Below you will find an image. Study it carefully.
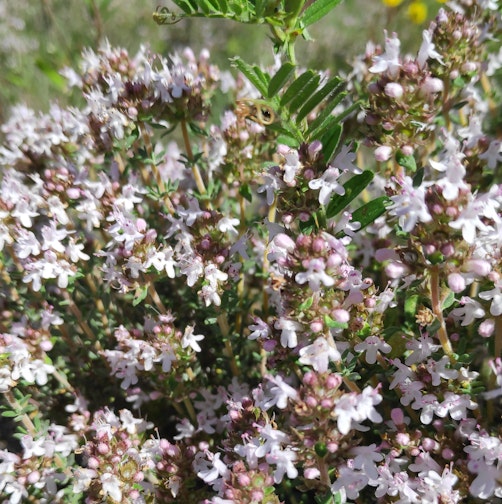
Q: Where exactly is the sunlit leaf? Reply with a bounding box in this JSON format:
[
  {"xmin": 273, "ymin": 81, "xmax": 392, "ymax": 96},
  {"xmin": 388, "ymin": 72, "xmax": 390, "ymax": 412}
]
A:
[
  {"xmin": 326, "ymin": 170, "xmax": 373, "ymax": 219},
  {"xmin": 301, "ymin": 0, "xmax": 342, "ymax": 27}
]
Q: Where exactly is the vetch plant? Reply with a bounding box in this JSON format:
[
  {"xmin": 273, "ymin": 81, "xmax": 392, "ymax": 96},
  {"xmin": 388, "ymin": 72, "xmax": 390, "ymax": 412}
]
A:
[{"xmin": 0, "ymin": 0, "xmax": 501, "ymax": 502}]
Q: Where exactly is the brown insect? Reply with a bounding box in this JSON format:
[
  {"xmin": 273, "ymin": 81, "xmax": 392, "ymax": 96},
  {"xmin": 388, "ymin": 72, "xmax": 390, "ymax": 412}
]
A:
[{"xmin": 235, "ymin": 99, "xmax": 275, "ymax": 126}]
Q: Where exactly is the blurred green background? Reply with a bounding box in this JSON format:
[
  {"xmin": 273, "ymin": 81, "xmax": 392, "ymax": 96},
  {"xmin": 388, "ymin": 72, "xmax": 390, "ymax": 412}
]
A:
[{"xmin": 0, "ymin": 0, "xmax": 447, "ymax": 119}]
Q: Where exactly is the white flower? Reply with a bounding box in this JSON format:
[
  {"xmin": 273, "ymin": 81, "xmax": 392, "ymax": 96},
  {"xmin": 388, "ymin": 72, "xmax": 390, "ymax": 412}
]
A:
[
  {"xmin": 308, "ymin": 167, "xmax": 345, "ymax": 206},
  {"xmin": 388, "ymin": 176, "xmax": 431, "ymax": 232},
  {"xmin": 417, "ymin": 28, "xmax": 444, "ymax": 68},
  {"xmin": 181, "ymin": 326, "xmax": 204, "ymax": 352},
  {"xmin": 274, "ymin": 318, "xmax": 303, "ymax": 348},
  {"xmin": 298, "ymin": 337, "xmax": 340, "ymax": 372},
  {"xmin": 478, "ymin": 282, "xmax": 502, "ymax": 316},
  {"xmin": 100, "ymin": 473, "xmax": 122, "ymax": 503},
  {"xmin": 369, "ymin": 31, "xmax": 401, "ymax": 78},
  {"xmin": 295, "ymin": 258, "xmax": 335, "ymax": 291},
  {"xmin": 354, "ymin": 336, "xmax": 391, "ymax": 364}
]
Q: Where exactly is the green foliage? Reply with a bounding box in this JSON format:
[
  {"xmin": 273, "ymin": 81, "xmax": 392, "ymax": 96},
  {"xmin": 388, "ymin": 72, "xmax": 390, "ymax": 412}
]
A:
[{"xmin": 326, "ymin": 171, "xmax": 374, "ymax": 219}]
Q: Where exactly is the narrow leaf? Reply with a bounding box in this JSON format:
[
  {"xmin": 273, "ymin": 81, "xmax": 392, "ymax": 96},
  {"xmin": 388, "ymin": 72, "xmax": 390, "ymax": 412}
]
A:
[
  {"xmin": 296, "ymin": 77, "xmax": 343, "ymax": 122},
  {"xmin": 350, "ymin": 196, "xmax": 391, "ymax": 230},
  {"xmin": 173, "ymin": 0, "xmax": 198, "ymax": 13},
  {"xmin": 326, "ymin": 170, "xmax": 374, "ymax": 219},
  {"xmin": 268, "ymin": 62, "xmax": 296, "ymax": 98},
  {"xmin": 301, "ymin": 0, "xmax": 342, "ymax": 27},
  {"xmin": 306, "ymin": 91, "xmax": 346, "ymax": 139},
  {"xmin": 320, "ymin": 123, "xmax": 342, "ymax": 164},
  {"xmin": 255, "ymin": 0, "xmax": 266, "ymax": 17},
  {"xmin": 331, "ymin": 100, "xmax": 360, "ymax": 123},
  {"xmin": 289, "ymin": 74, "xmax": 320, "ymax": 114},
  {"xmin": 396, "ymin": 150, "xmax": 417, "ymax": 172},
  {"xmin": 280, "ymin": 70, "xmax": 316, "ymax": 106},
  {"xmin": 215, "ymin": 0, "xmax": 229, "ymax": 13},
  {"xmin": 230, "ymin": 57, "xmax": 268, "ymax": 96}
]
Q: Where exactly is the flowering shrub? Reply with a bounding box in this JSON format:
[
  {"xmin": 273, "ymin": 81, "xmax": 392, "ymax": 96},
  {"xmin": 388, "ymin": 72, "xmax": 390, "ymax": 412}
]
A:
[{"xmin": 1, "ymin": 0, "xmax": 502, "ymax": 502}]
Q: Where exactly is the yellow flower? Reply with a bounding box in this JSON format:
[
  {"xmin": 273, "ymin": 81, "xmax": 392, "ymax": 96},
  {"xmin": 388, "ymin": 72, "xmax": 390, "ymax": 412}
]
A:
[
  {"xmin": 382, "ymin": 0, "xmax": 404, "ymax": 6},
  {"xmin": 407, "ymin": 1, "xmax": 428, "ymax": 24}
]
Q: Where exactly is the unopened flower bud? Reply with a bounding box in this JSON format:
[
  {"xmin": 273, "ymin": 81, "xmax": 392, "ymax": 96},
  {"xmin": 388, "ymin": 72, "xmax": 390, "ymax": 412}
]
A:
[
  {"xmin": 332, "ymin": 309, "xmax": 350, "ymax": 323},
  {"xmin": 461, "ymin": 62, "xmax": 477, "ymax": 73},
  {"xmin": 375, "ymin": 145, "xmax": 393, "ymax": 162},
  {"xmin": 448, "ymin": 273, "xmax": 465, "ymax": 293},
  {"xmin": 421, "ymin": 77, "xmax": 443, "ymax": 96},
  {"xmin": 465, "ymin": 259, "xmax": 491, "ymax": 277},
  {"xmin": 274, "ymin": 233, "xmax": 296, "ymax": 252},
  {"xmin": 478, "ymin": 319, "xmax": 495, "ymax": 338},
  {"xmin": 384, "ymin": 82, "xmax": 404, "ymax": 99},
  {"xmin": 304, "ymin": 468, "xmax": 321, "ymax": 479}
]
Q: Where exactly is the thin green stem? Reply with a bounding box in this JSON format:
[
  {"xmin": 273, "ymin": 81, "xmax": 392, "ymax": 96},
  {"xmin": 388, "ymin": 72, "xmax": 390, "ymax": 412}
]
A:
[
  {"xmin": 180, "ymin": 119, "xmax": 208, "ymax": 198},
  {"xmin": 430, "ymin": 266, "xmax": 454, "ymax": 359}
]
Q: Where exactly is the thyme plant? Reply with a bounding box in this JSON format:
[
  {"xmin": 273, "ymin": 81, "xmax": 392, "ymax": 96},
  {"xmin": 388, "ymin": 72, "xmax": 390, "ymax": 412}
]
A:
[{"xmin": 0, "ymin": 0, "xmax": 502, "ymax": 502}]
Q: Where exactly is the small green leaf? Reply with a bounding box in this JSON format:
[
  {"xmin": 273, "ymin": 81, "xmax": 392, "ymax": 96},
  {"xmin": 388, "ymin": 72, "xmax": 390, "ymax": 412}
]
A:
[
  {"xmin": 267, "ymin": 62, "xmax": 296, "ymax": 99},
  {"xmin": 299, "ymin": 296, "xmax": 313, "ymax": 311},
  {"xmin": 173, "ymin": 0, "xmax": 198, "ymax": 13},
  {"xmin": 239, "ymin": 183, "xmax": 252, "ymax": 202},
  {"xmin": 289, "ymin": 74, "xmax": 321, "ymax": 113},
  {"xmin": 189, "ymin": 122, "xmax": 208, "ymax": 136},
  {"xmin": 320, "ymin": 123, "xmax": 342, "ymax": 164},
  {"xmin": 230, "ymin": 57, "xmax": 268, "ymax": 96},
  {"xmin": 442, "ymin": 291, "xmax": 456, "ymax": 310},
  {"xmin": 299, "ymin": 216, "xmax": 317, "ymax": 234},
  {"xmin": 324, "ymin": 314, "xmax": 348, "ymax": 329},
  {"xmin": 133, "ymin": 285, "xmax": 148, "ymax": 306},
  {"xmin": 296, "ymin": 77, "xmax": 343, "ymax": 122},
  {"xmin": 214, "ymin": 0, "xmax": 229, "ymax": 13},
  {"xmin": 306, "ymin": 91, "xmax": 347, "ymax": 139},
  {"xmin": 404, "ymin": 294, "xmax": 419, "ymax": 319},
  {"xmin": 396, "ymin": 151, "xmax": 417, "ymax": 172},
  {"xmin": 412, "ymin": 167, "xmax": 424, "ymax": 187},
  {"xmin": 280, "ymin": 70, "xmax": 316, "ymax": 107},
  {"xmin": 36, "ymin": 60, "xmax": 67, "ymax": 91},
  {"xmin": 301, "ymin": 0, "xmax": 342, "ymax": 26},
  {"xmin": 1, "ymin": 410, "xmax": 19, "ymax": 418},
  {"xmin": 326, "ymin": 170, "xmax": 374, "ymax": 219},
  {"xmin": 350, "ymin": 196, "xmax": 391, "ymax": 230}
]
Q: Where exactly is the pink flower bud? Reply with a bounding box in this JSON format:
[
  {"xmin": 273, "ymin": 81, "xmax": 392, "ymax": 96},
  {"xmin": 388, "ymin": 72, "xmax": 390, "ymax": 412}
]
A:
[
  {"xmin": 401, "ymin": 145, "xmax": 414, "ymax": 156},
  {"xmin": 421, "ymin": 77, "xmax": 444, "ymax": 95},
  {"xmin": 384, "ymin": 82, "xmax": 404, "ymax": 98},
  {"xmin": 391, "ymin": 408, "xmax": 405, "ymax": 425},
  {"xmin": 385, "ymin": 261, "xmax": 409, "ymax": 279},
  {"xmin": 237, "ymin": 474, "xmax": 251, "ymax": 486},
  {"xmin": 273, "ymin": 233, "xmax": 296, "ymax": 251},
  {"xmin": 304, "ymin": 468, "xmax": 321, "ymax": 479},
  {"xmin": 332, "ymin": 309, "xmax": 350, "ymax": 323},
  {"xmin": 310, "ymin": 321, "xmax": 324, "ymax": 333},
  {"xmin": 375, "ymin": 145, "xmax": 393, "ymax": 162},
  {"xmin": 448, "ymin": 273, "xmax": 466, "ymax": 293},
  {"xmin": 478, "ymin": 319, "xmax": 495, "ymax": 338},
  {"xmin": 465, "ymin": 259, "xmax": 491, "ymax": 277},
  {"xmin": 396, "ymin": 433, "xmax": 410, "ymax": 446}
]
